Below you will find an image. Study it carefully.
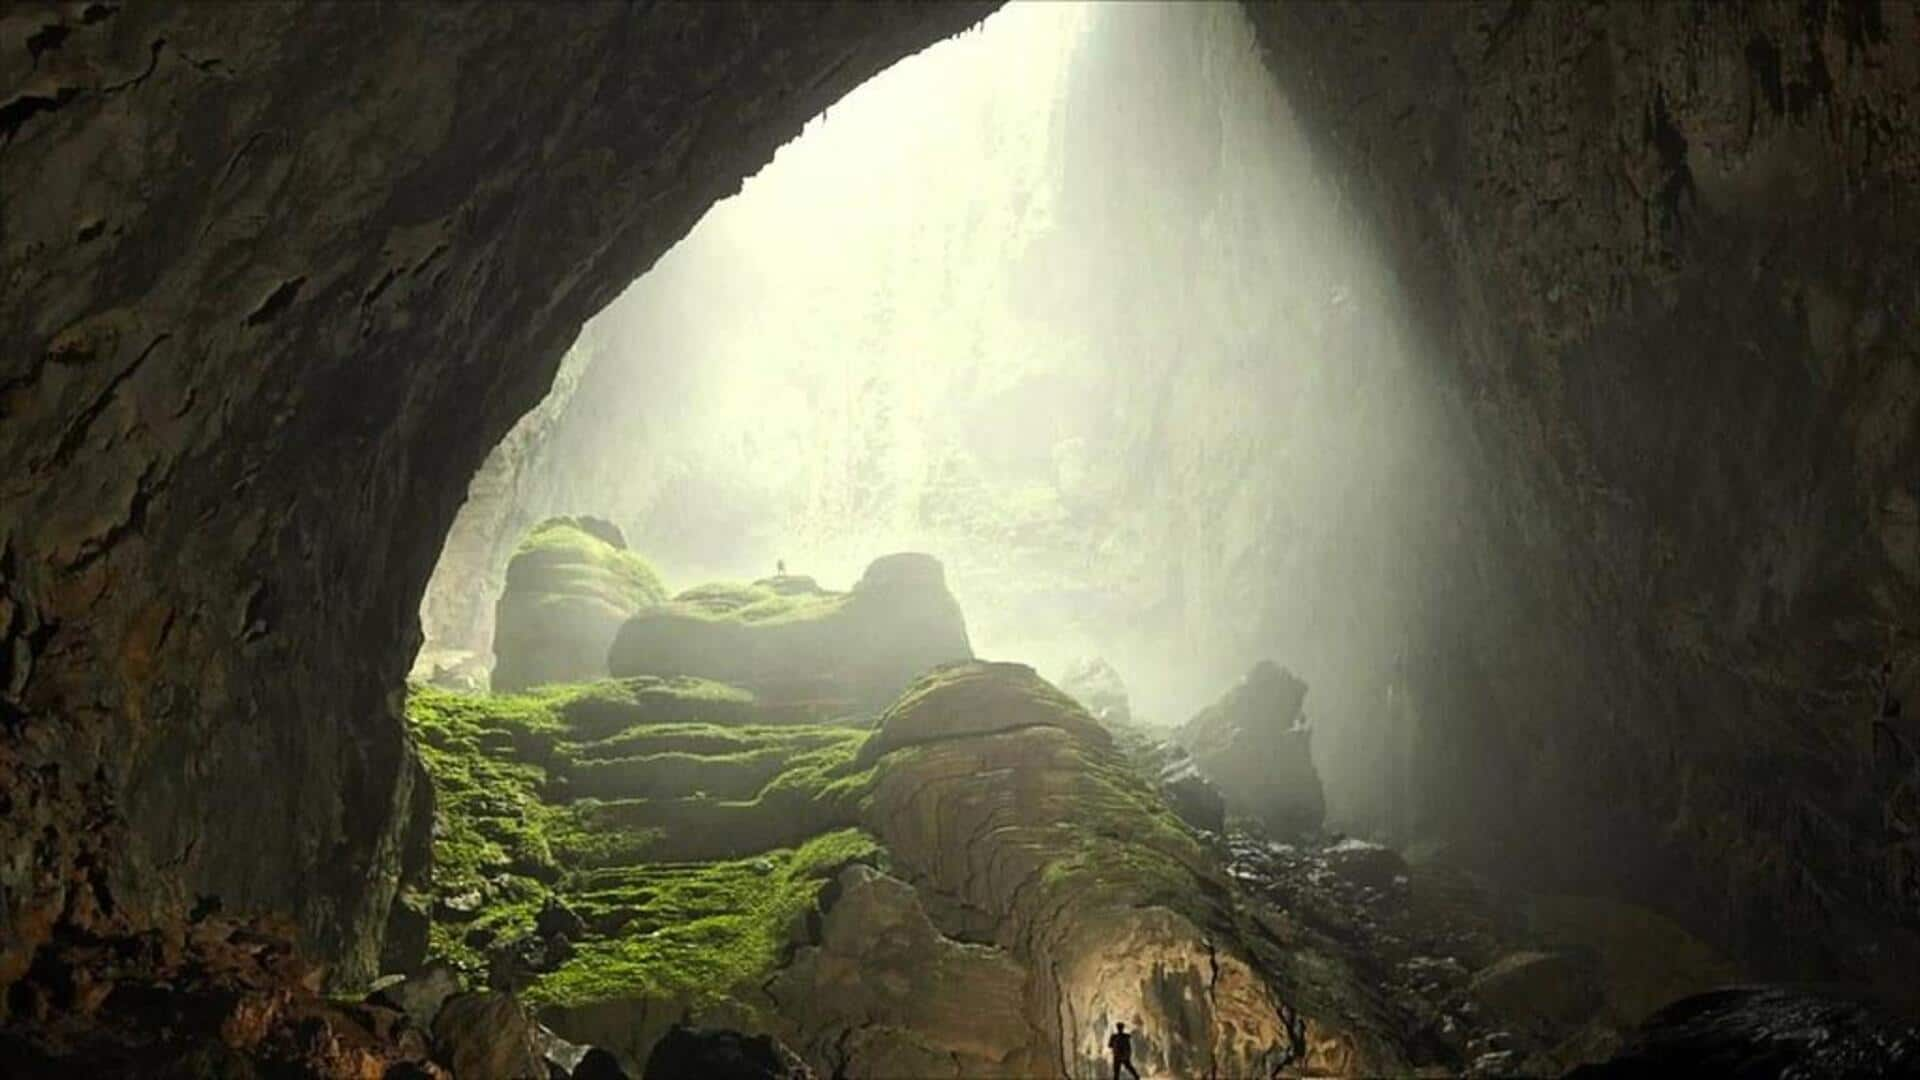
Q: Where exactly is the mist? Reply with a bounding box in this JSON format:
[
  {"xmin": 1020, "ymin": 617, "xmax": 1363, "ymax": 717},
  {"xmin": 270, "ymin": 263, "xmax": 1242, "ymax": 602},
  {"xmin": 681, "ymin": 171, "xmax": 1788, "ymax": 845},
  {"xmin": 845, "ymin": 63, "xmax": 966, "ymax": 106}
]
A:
[{"xmin": 422, "ymin": 0, "xmax": 1448, "ymax": 834}]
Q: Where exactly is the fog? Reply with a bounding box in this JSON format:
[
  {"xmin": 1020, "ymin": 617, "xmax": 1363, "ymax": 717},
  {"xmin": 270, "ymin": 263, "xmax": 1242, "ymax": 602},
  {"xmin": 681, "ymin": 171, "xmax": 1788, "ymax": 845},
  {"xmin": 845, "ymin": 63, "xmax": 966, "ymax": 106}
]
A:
[{"xmin": 425, "ymin": 1, "xmax": 1449, "ymax": 834}]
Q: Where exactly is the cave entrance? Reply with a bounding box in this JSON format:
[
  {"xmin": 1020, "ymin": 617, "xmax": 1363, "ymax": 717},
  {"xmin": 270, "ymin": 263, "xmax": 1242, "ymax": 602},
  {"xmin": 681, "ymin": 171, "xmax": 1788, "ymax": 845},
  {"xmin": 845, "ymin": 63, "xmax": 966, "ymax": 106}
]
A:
[{"xmin": 416, "ymin": 0, "xmax": 1439, "ymax": 834}]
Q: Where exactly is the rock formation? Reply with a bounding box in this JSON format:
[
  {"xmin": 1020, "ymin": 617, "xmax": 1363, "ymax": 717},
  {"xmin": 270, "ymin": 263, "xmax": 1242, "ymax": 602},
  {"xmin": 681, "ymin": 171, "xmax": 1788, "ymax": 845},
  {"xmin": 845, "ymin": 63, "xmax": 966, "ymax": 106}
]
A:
[
  {"xmin": 608, "ymin": 553, "xmax": 972, "ymax": 709},
  {"xmin": 1179, "ymin": 662, "xmax": 1327, "ymax": 837},
  {"xmin": 491, "ymin": 516, "xmax": 665, "ymax": 692},
  {"xmin": 402, "ymin": 663, "xmax": 1418, "ymax": 1075}
]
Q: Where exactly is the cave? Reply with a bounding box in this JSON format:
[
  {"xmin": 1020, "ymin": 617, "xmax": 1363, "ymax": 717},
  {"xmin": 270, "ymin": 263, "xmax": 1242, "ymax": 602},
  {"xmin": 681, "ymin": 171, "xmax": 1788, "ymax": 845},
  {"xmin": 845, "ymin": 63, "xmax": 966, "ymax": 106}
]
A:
[{"xmin": 3, "ymin": 2, "xmax": 1917, "ymax": 1078}]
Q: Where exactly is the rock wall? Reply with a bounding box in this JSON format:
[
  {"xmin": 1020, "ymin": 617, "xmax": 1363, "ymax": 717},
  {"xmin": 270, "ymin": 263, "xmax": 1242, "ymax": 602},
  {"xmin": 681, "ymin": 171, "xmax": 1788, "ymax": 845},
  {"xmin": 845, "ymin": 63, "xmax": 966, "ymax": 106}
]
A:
[
  {"xmin": 1, "ymin": 0, "xmax": 992, "ymax": 989},
  {"xmin": 1242, "ymin": 0, "xmax": 1920, "ymax": 995}
]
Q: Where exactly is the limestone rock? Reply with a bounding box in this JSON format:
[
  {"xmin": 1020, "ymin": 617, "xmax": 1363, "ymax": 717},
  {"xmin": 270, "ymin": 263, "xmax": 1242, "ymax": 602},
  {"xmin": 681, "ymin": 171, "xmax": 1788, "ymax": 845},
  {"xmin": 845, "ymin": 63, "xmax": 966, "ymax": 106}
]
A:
[
  {"xmin": 1179, "ymin": 661, "xmax": 1326, "ymax": 836},
  {"xmin": 609, "ymin": 553, "xmax": 972, "ymax": 707},
  {"xmin": 492, "ymin": 517, "xmax": 666, "ymax": 692},
  {"xmin": 768, "ymin": 865, "xmax": 1040, "ymax": 1076},
  {"xmin": 642, "ymin": 1026, "xmax": 810, "ymax": 1080},
  {"xmin": 1158, "ymin": 754, "xmax": 1228, "ymax": 835},
  {"xmin": 433, "ymin": 992, "xmax": 544, "ymax": 1080},
  {"xmin": 858, "ymin": 660, "xmax": 1108, "ymax": 764},
  {"xmin": 860, "ymin": 661, "xmax": 1404, "ymax": 1076}
]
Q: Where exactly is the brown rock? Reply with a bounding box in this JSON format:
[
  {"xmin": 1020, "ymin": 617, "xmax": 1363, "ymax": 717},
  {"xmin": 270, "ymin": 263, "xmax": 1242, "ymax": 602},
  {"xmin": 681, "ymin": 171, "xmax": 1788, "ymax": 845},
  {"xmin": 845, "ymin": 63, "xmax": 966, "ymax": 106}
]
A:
[{"xmin": 433, "ymin": 992, "xmax": 544, "ymax": 1080}]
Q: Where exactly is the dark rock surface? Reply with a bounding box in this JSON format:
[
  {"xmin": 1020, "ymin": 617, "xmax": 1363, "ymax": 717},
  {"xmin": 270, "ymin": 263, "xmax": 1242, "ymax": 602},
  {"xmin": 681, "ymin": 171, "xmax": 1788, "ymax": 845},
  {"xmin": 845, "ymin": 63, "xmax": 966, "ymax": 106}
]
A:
[
  {"xmin": 1566, "ymin": 986, "xmax": 1920, "ymax": 1079},
  {"xmin": 1243, "ymin": 0, "xmax": 1920, "ymax": 998},
  {"xmin": 643, "ymin": 1025, "xmax": 810, "ymax": 1080},
  {"xmin": 0, "ymin": 0, "xmax": 991, "ymax": 995},
  {"xmin": 1179, "ymin": 661, "xmax": 1327, "ymax": 836}
]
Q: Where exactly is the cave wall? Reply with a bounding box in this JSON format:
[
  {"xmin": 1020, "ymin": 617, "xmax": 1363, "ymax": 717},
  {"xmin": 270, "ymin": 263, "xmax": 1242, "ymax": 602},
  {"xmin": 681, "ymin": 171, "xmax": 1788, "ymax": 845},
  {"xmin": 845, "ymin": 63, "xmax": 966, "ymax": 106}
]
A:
[
  {"xmin": 1242, "ymin": 0, "xmax": 1920, "ymax": 994},
  {"xmin": 1, "ymin": 0, "xmax": 990, "ymax": 989}
]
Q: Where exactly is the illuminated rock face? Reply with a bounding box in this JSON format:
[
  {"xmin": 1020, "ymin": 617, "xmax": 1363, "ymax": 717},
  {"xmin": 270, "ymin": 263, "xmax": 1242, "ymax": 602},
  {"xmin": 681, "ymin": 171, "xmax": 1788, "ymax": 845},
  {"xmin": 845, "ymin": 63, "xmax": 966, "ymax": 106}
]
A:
[{"xmin": 854, "ymin": 662, "xmax": 1401, "ymax": 1077}]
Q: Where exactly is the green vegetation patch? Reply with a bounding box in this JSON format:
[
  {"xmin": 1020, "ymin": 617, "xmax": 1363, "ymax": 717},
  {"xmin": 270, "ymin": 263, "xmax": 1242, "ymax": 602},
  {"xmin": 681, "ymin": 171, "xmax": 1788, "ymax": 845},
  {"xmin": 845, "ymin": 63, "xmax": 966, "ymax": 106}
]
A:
[
  {"xmin": 531, "ymin": 829, "xmax": 881, "ymax": 1009},
  {"xmin": 668, "ymin": 578, "xmax": 849, "ymax": 625},
  {"xmin": 406, "ymin": 678, "xmax": 884, "ymax": 1006}
]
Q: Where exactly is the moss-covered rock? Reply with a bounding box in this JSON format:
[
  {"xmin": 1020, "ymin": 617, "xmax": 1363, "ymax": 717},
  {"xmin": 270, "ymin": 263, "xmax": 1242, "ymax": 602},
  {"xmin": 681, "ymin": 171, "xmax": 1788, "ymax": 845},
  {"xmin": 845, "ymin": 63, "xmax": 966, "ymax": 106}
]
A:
[
  {"xmin": 408, "ymin": 662, "xmax": 1402, "ymax": 1076},
  {"xmin": 492, "ymin": 517, "xmax": 667, "ymax": 692},
  {"xmin": 406, "ymin": 677, "xmax": 883, "ymax": 1071},
  {"xmin": 607, "ymin": 552, "xmax": 972, "ymax": 708}
]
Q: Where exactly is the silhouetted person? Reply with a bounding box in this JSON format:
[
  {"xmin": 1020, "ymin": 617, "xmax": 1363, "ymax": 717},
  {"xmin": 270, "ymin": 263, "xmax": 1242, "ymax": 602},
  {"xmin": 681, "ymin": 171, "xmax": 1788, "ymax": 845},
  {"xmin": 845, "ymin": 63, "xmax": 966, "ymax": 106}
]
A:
[
  {"xmin": 776, "ymin": 559, "xmax": 787, "ymax": 576},
  {"xmin": 1108, "ymin": 1022, "xmax": 1139, "ymax": 1080}
]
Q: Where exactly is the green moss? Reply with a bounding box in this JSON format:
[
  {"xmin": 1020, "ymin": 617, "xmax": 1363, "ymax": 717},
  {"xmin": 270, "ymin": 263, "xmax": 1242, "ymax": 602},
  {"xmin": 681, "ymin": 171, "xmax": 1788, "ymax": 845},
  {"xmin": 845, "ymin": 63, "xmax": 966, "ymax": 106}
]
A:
[
  {"xmin": 668, "ymin": 579, "xmax": 848, "ymax": 625},
  {"xmin": 406, "ymin": 678, "xmax": 885, "ymax": 1002},
  {"xmin": 529, "ymin": 829, "xmax": 880, "ymax": 1009},
  {"xmin": 509, "ymin": 518, "xmax": 666, "ymax": 612}
]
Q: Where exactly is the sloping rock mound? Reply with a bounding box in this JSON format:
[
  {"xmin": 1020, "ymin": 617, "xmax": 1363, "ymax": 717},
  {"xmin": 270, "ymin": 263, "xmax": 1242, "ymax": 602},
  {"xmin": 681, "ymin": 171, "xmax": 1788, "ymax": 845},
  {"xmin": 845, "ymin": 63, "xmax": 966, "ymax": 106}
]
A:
[
  {"xmin": 1179, "ymin": 661, "xmax": 1326, "ymax": 836},
  {"xmin": 857, "ymin": 659, "xmax": 1108, "ymax": 763},
  {"xmin": 493, "ymin": 518, "xmax": 666, "ymax": 692},
  {"xmin": 608, "ymin": 553, "xmax": 971, "ymax": 707},
  {"xmin": 859, "ymin": 661, "xmax": 1404, "ymax": 1077}
]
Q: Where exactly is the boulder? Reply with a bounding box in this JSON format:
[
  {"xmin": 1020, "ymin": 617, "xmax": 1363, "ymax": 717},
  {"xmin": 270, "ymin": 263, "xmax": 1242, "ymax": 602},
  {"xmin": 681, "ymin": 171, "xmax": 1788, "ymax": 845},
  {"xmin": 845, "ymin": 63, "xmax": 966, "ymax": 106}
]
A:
[
  {"xmin": 1323, "ymin": 838, "xmax": 1408, "ymax": 890},
  {"xmin": 1058, "ymin": 656, "xmax": 1133, "ymax": 726},
  {"xmin": 432, "ymin": 992, "xmax": 544, "ymax": 1080},
  {"xmin": 1469, "ymin": 950, "xmax": 1603, "ymax": 1034},
  {"xmin": 857, "ymin": 660, "xmax": 1110, "ymax": 765},
  {"xmin": 573, "ymin": 1047, "xmax": 632, "ymax": 1080},
  {"xmin": 609, "ymin": 552, "xmax": 972, "ymax": 707},
  {"xmin": 1178, "ymin": 661, "xmax": 1326, "ymax": 836},
  {"xmin": 642, "ymin": 1026, "xmax": 810, "ymax": 1080},
  {"xmin": 492, "ymin": 517, "xmax": 666, "ymax": 692},
  {"xmin": 368, "ymin": 960, "xmax": 464, "ymax": 1033}
]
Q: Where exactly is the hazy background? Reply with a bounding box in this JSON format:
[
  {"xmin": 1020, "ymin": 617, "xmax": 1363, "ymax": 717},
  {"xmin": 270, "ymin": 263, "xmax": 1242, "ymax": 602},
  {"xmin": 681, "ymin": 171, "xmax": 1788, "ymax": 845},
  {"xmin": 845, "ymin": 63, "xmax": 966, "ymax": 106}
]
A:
[{"xmin": 421, "ymin": 1, "xmax": 1453, "ymax": 834}]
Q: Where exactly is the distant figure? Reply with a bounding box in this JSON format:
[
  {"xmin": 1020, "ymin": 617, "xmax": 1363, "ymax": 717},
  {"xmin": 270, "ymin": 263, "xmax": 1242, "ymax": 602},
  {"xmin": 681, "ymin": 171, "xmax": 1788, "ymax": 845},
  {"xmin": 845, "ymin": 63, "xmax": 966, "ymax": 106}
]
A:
[
  {"xmin": 776, "ymin": 559, "xmax": 787, "ymax": 576},
  {"xmin": 1108, "ymin": 1022, "xmax": 1139, "ymax": 1080},
  {"xmin": 1882, "ymin": 662, "xmax": 1902, "ymax": 721}
]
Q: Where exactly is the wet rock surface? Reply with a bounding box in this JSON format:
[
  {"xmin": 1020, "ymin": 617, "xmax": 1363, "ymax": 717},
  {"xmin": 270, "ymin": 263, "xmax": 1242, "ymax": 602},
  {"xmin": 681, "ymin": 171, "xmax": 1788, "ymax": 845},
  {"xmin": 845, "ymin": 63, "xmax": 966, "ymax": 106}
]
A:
[{"xmin": 1567, "ymin": 986, "xmax": 1920, "ymax": 1079}]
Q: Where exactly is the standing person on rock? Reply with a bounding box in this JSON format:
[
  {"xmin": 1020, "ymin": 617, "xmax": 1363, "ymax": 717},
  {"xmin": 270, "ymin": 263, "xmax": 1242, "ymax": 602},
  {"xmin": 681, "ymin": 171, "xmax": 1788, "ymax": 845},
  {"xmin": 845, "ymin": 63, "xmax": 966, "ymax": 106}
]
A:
[{"xmin": 1108, "ymin": 1021, "xmax": 1140, "ymax": 1080}]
